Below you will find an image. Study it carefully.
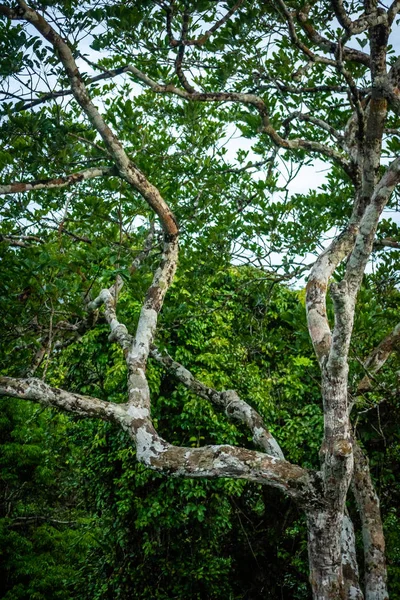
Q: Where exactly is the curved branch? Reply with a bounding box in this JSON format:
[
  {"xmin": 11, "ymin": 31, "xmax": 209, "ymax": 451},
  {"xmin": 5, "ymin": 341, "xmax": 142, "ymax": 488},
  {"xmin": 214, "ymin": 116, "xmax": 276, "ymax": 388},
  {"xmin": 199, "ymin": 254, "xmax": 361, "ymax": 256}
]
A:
[
  {"xmin": 0, "ymin": 376, "xmax": 317, "ymax": 505},
  {"xmin": 296, "ymin": 9, "xmax": 371, "ymax": 66},
  {"xmin": 124, "ymin": 66, "xmax": 351, "ymax": 173},
  {"xmin": 150, "ymin": 347, "xmax": 285, "ymax": 458},
  {"xmin": 388, "ymin": 0, "xmax": 400, "ymax": 25},
  {"xmin": 306, "ymin": 224, "xmax": 359, "ymax": 364}
]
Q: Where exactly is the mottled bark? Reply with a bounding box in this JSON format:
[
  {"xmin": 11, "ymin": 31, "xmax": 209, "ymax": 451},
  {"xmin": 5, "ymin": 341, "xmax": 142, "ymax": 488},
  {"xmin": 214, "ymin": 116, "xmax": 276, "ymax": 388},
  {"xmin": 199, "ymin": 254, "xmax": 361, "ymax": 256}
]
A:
[
  {"xmin": 353, "ymin": 444, "xmax": 388, "ymax": 600},
  {"xmin": 307, "ymin": 510, "xmax": 347, "ymax": 600},
  {"xmin": 341, "ymin": 513, "xmax": 364, "ymax": 599},
  {"xmin": 358, "ymin": 322, "xmax": 400, "ymax": 391},
  {"xmin": 0, "ymin": 167, "xmax": 116, "ymax": 196},
  {"xmin": 1, "ymin": 2, "xmax": 400, "ymax": 598},
  {"xmin": 150, "ymin": 347, "xmax": 285, "ymax": 458},
  {"xmin": 0, "ymin": 376, "xmax": 320, "ymax": 505}
]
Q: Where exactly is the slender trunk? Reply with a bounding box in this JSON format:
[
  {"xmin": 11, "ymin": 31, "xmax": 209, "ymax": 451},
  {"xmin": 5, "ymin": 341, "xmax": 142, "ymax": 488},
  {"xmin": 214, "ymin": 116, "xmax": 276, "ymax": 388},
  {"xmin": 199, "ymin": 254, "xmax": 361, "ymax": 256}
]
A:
[
  {"xmin": 307, "ymin": 509, "xmax": 346, "ymax": 599},
  {"xmin": 352, "ymin": 443, "xmax": 388, "ymax": 600},
  {"xmin": 341, "ymin": 512, "xmax": 364, "ymax": 599}
]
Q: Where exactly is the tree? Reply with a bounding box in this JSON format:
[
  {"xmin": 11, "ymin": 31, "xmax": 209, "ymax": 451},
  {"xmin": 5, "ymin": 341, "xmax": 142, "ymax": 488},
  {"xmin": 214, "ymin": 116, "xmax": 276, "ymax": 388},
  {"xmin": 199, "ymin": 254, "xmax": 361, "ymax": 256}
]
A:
[{"xmin": 0, "ymin": 1, "xmax": 399, "ymax": 598}]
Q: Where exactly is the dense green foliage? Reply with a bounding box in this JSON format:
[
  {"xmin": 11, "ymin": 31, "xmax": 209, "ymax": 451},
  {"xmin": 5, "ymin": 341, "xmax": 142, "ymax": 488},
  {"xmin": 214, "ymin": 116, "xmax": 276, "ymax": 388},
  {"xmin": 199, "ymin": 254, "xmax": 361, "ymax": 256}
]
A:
[{"xmin": 1, "ymin": 259, "xmax": 400, "ymax": 598}]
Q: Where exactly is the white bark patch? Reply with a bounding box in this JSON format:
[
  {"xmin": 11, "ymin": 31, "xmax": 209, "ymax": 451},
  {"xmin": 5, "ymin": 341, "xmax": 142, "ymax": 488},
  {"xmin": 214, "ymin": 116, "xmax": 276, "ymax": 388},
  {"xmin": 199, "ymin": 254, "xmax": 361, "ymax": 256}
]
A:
[
  {"xmin": 135, "ymin": 427, "xmax": 165, "ymax": 464},
  {"xmin": 129, "ymin": 307, "xmax": 158, "ymax": 363},
  {"xmin": 175, "ymin": 365, "xmax": 193, "ymax": 384},
  {"xmin": 127, "ymin": 405, "xmax": 149, "ymax": 419},
  {"xmin": 213, "ymin": 452, "xmax": 244, "ymax": 472},
  {"xmin": 349, "ymin": 586, "xmax": 360, "ymax": 599}
]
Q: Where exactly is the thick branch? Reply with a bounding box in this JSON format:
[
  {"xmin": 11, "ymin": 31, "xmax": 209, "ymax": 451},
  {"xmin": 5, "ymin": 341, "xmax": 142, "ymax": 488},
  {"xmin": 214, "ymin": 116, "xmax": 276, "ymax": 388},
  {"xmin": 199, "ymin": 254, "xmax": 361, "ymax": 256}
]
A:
[
  {"xmin": 150, "ymin": 347, "xmax": 285, "ymax": 458},
  {"xmin": 374, "ymin": 237, "xmax": 400, "ymax": 250},
  {"xmin": 306, "ymin": 224, "xmax": 359, "ymax": 364},
  {"xmin": 0, "ymin": 376, "xmax": 316, "ymax": 504},
  {"xmin": 0, "ymin": 234, "xmax": 43, "ymax": 247},
  {"xmin": 88, "ymin": 277, "xmax": 133, "ymax": 355},
  {"xmin": 296, "ymin": 8, "xmax": 371, "ymax": 66},
  {"xmin": 325, "ymin": 158, "xmax": 400, "ymax": 379},
  {"xmin": 345, "ymin": 157, "xmax": 400, "ymax": 289},
  {"xmin": 0, "ymin": 376, "xmax": 126, "ymax": 422},
  {"xmin": 128, "ymin": 237, "xmax": 178, "ymax": 372},
  {"xmin": 341, "ymin": 512, "xmax": 364, "ymax": 599},
  {"xmin": 388, "ymin": 0, "xmax": 400, "ymax": 25}
]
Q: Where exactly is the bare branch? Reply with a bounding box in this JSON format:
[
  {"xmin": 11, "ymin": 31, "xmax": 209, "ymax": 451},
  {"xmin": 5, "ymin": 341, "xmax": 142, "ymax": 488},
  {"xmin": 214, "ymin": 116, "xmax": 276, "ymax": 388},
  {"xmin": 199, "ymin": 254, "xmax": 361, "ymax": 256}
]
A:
[
  {"xmin": 0, "ymin": 234, "xmax": 43, "ymax": 247},
  {"xmin": 174, "ymin": 8, "xmax": 196, "ymax": 93},
  {"xmin": 330, "ymin": 0, "xmax": 353, "ymax": 31},
  {"xmin": 374, "ymin": 236, "xmax": 400, "ymax": 250},
  {"xmin": 167, "ymin": 0, "xmax": 245, "ymax": 48},
  {"xmin": 0, "ymin": 166, "xmax": 116, "ymax": 196},
  {"xmin": 306, "ymin": 224, "xmax": 359, "ymax": 364},
  {"xmin": 0, "ymin": 376, "xmax": 317, "ymax": 504},
  {"xmin": 358, "ymin": 322, "xmax": 400, "ymax": 391},
  {"xmin": 0, "ymin": 376, "xmax": 126, "ymax": 422},
  {"xmin": 88, "ymin": 277, "xmax": 133, "ymax": 355},
  {"xmin": 127, "ymin": 237, "xmax": 179, "ymax": 375}
]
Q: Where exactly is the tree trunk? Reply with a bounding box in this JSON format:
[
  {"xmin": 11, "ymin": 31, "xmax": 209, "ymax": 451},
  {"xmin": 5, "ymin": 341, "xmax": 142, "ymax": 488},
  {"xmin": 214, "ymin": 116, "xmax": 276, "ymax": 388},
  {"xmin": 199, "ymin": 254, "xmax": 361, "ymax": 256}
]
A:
[
  {"xmin": 307, "ymin": 509, "xmax": 346, "ymax": 600},
  {"xmin": 353, "ymin": 443, "xmax": 388, "ymax": 600},
  {"xmin": 341, "ymin": 512, "xmax": 364, "ymax": 599}
]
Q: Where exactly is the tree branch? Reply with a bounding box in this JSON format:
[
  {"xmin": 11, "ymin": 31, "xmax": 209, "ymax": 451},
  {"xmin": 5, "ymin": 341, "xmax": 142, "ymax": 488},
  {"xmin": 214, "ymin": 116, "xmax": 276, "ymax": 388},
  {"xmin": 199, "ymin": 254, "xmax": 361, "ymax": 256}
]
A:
[
  {"xmin": 374, "ymin": 236, "xmax": 400, "ymax": 250},
  {"xmin": 124, "ymin": 66, "xmax": 351, "ymax": 173},
  {"xmin": 296, "ymin": 7, "xmax": 371, "ymax": 66},
  {"xmin": 352, "ymin": 443, "xmax": 388, "ymax": 598},
  {"xmin": 0, "ymin": 166, "xmax": 116, "ymax": 196},
  {"xmin": 306, "ymin": 224, "xmax": 359, "ymax": 364},
  {"xmin": 0, "ymin": 376, "xmax": 317, "ymax": 504},
  {"xmin": 388, "ymin": 0, "xmax": 400, "ymax": 25},
  {"xmin": 0, "ymin": 234, "xmax": 43, "ymax": 247},
  {"xmin": 0, "ymin": 376, "xmax": 126, "ymax": 422},
  {"xmin": 167, "ymin": 0, "xmax": 245, "ymax": 47},
  {"xmin": 150, "ymin": 347, "xmax": 285, "ymax": 458},
  {"xmin": 358, "ymin": 322, "xmax": 400, "ymax": 391},
  {"xmin": 13, "ymin": 1, "xmax": 178, "ymax": 239}
]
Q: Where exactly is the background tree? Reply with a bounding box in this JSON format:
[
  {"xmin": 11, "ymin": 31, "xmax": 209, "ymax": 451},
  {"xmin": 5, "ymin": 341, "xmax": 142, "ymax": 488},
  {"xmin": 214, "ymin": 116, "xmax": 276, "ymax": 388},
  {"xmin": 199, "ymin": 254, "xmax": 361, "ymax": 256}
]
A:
[{"xmin": 0, "ymin": 1, "xmax": 400, "ymax": 599}]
